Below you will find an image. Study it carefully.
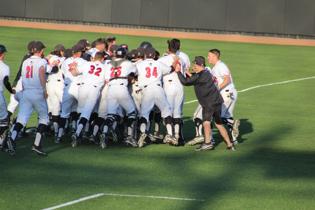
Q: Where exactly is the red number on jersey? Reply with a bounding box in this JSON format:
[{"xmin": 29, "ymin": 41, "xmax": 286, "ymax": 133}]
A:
[
  {"xmin": 88, "ymin": 65, "xmax": 102, "ymax": 77},
  {"xmin": 110, "ymin": 67, "xmax": 122, "ymax": 78},
  {"xmin": 26, "ymin": 65, "xmax": 33, "ymax": 78},
  {"xmin": 145, "ymin": 66, "xmax": 158, "ymax": 78}
]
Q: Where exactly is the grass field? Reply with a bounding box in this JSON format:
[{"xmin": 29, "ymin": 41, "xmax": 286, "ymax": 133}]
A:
[{"xmin": 0, "ymin": 26, "xmax": 315, "ymax": 210}]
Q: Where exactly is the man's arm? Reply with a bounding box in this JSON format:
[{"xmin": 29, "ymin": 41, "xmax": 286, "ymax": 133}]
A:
[
  {"xmin": 176, "ymin": 71, "xmax": 198, "ymax": 86},
  {"xmin": 3, "ymin": 76, "xmax": 15, "ymax": 94}
]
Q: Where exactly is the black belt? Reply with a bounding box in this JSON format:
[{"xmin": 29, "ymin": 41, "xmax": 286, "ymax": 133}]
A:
[
  {"xmin": 168, "ymin": 80, "xmax": 172, "ymax": 82},
  {"xmin": 144, "ymin": 84, "xmax": 161, "ymax": 88}
]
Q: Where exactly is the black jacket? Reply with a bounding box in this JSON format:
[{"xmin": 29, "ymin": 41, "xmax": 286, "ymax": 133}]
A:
[{"xmin": 177, "ymin": 70, "xmax": 223, "ymax": 108}]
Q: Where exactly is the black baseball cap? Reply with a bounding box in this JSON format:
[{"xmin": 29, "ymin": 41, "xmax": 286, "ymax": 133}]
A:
[
  {"xmin": 54, "ymin": 44, "xmax": 65, "ymax": 52},
  {"xmin": 126, "ymin": 49, "xmax": 138, "ymax": 61},
  {"xmin": 0, "ymin": 45, "xmax": 7, "ymax": 53},
  {"xmin": 144, "ymin": 47, "xmax": 156, "ymax": 58},
  {"xmin": 77, "ymin": 39, "xmax": 90, "ymax": 50},
  {"xmin": 139, "ymin": 41, "xmax": 153, "ymax": 49},
  {"xmin": 193, "ymin": 56, "xmax": 206, "ymax": 67},
  {"xmin": 33, "ymin": 41, "xmax": 46, "ymax": 52},
  {"xmin": 115, "ymin": 47, "xmax": 127, "ymax": 58},
  {"xmin": 72, "ymin": 44, "xmax": 84, "ymax": 53}
]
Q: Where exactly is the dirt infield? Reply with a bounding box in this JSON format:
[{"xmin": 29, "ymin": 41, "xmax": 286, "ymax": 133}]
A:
[{"xmin": 1, "ymin": 19, "xmax": 315, "ymax": 47}]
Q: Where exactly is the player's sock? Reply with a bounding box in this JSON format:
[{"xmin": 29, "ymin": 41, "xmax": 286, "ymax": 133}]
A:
[
  {"xmin": 51, "ymin": 115, "xmax": 59, "ymax": 136},
  {"xmin": 174, "ymin": 118, "xmax": 181, "ymax": 139},
  {"xmin": 10, "ymin": 122, "xmax": 23, "ymax": 141},
  {"xmin": 58, "ymin": 117, "xmax": 67, "ymax": 138},
  {"xmin": 194, "ymin": 118, "xmax": 203, "ymax": 137},
  {"xmin": 34, "ymin": 124, "xmax": 47, "ymax": 147},
  {"xmin": 127, "ymin": 111, "xmax": 137, "ymax": 137},
  {"xmin": 92, "ymin": 117, "xmax": 104, "ymax": 136},
  {"xmin": 76, "ymin": 118, "xmax": 88, "ymax": 137},
  {"xmin": 139, "ymin": 117, "xmax": 147, "ymax": 134},
  {"xmin": 164, "ymin": 116, "xmax": 173, "ymax": 136}
]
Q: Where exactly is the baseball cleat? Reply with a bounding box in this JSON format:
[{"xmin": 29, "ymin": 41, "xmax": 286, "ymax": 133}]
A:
[
  {"xmin": 186, "ymin": 136, "xmax": 204, "ymax": 146},
  {"xmin": 88, "ymin": 135, "xmax": 97, "ymax": 144},
  {"xmin": 152, "ymin": 132, "xmax": 164, "ymax": 141},
  {"xmin": 227, "ymin": 145, "xmax": 236, "ymax": 151},
  {"xmin": 99, "ymin": 134, "xmax": 107, "ymax": 149},
  {"xmin": 125, "ymin": 136, "xmax": 138, "ymax": 148},
  {"xmin": 138, "ymin": 133, "xmax": 147, "ymax": 148},
  {"xmin": 195, "ymin": 142, "xmax": 214, "ymax": 151},
  {"xmin": 54, "ymin": 137, "xmax": 61, "ymax": 144},
  {"xmin": 6, "ymin": 139, "xmax": 16, "ymax": 156},
  {"xmin": 110, "ymin": 129, "xmax": 118, "ymax": 143},
  {"xmin": 163, "ymin": 134, "xmax": 172, "ymax": 144},
  {"xmin": 71, "ymin": 134, "xmax": 78, "ymax": 148},
  {"xmin": 32, "ymin": 145, "xmax": 47, "ymax": 156},
  {"xmin": 232, "ymin": 119, "xmax": 240, "ymax": 140}
]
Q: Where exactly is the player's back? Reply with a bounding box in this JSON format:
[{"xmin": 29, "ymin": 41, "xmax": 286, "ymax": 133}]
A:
[
  {"xmin": 136, "ymin": 59, "xmax": 170, "ymax": 88},
  {"xmin": 80, "ymin": 60, "xmax": 106, "ymax": 87},
  {"xmin": 158, "ymin": 54, "xmax": 184, "ymax": 86},
  {"xmin": 0, "ymin": 60, "xmax": 9, "ymax": 92},
  {"xmin": 21, "ymin": 55, "xmax": 47, "ymax": 90},
  {"xmin": 61, "ymin": 57, "xmax": 86, "ymax": 85},
  {"xmin": 106, "ymin": 58, "xmax": 136, "ymax": 86}
]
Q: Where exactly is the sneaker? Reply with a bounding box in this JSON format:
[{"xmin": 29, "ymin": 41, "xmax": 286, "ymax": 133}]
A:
[
  {"xmin": 195, "ymin": 142, "xmax": 214, "ymax": 151},
  {"xmin": 110, "ymin": 128, "xmax": 118, "ymax": 143},
  {"xmin": 88, "ymin": 135, "xmax": 97, "ymax": 144},
  {"xmin": 186, "ymin": 136, "xmax": 204, "ymax": 146},
  {"xmin": 169, "ymin": 136, "xmax": 179, "ymax": 146},
  {"xmin": 232, "ymin": 119, "xmax": 240, "ymax": 140},
  {"xmin": 125, "ymin": 136, "xmax": 138, "ymax": 148},
  {"xmin": 148, "ymin": 134, "xmax": 158, "ymax": 143},
  {"xmin": 138, "ymin": 133, "xmax": 147, "ymax": 148},
  {"xmin": 152, "ymin": 132, "xmax": 164, "ymax": 140},
  {"xmin": 99, "ymin": 133, "xmax": 107, "ymax": 149},
  {"xmin": 71, "ymin": 134, "xmax": 78, "ymax": 148},
  {"xmin": 55, "ymin": 137, "xmax": 61, "ymax": 144},
  {"xmin": 31, "ymin": 145, "xmax": 47, "ymax": 156},
  {"xmin": 227, "ymin": 145, "xmax": 236, "ymax": 151},
  {"xmin": 6, "ymin": 139, "xmax": 16, "ymax": 156},
  {"xmin": 232, "ymin": 140, "xmax": 239, "ymax": 145}
]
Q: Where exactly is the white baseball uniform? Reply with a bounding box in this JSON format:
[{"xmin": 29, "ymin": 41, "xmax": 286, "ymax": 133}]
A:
[
  {"xmin": 60, "ymin": 56, "xmax": 86, "ymax": 118},
  {"xmin": 158, "ymin": 54, "xmax": 185, "ymax": 119},
  {"xmin": 0, "ymin": 60, "xmax": 10, "ymax": 120},
  {"xmin": 210, "ymin": 60, "xmax": 237, "ymax": 119},
  {"xmin": 16, "ymin": 55, "xmax": 48, "ymax": 126},
  {"xmin": 136, "ymin": 58, "xmax": 171, "ymax": 121},
  {"xmin": 86, "ymin": 48, "xmax": 99, "ymax": 58},
  {"xmin": 77, "ymin": 60, "xmax": 106, "ymax": 120},
  {"xmin": 104, "ymin": 58, "xmax": 137, "ymax": 116},
  {"xmin": 46, "ymin": 55, "xmax": 65, "ymax": 116},
  {"xmin": 176, "ymin": 50, "xmax": 190, "ymax": 71}
]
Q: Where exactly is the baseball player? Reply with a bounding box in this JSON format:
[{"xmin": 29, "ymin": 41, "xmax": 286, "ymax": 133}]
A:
[
  {"xmin": 56, "ymin": 44, "xmax": 86, "ymax": 143},
  {"xmin": 99, "ymin": 47, "xmax": 137, "ymax": 149},
  {"xmin": 0, "ymin": 45, "xmax": 15, "ymax": 149},
  {"xmin": 46, "ymin": 44, "xmax": 65, "ymax": 139},
  {"xmin": 136, "ymin": 47, "xmax": 176, "ymax": 147},
  {"xmin": 86, "ymin": 38, "xmax": 106, "ymax": 58},
  {"xmin": 158, "ymin": 40, "xmax": 185, "ymax": 145},
  {"xmin": 208, "ymin": 49, "xmax": 240, "ymax": 143},
  {"xmin": 70, "ymin": 52, "xmax": 107, "ymax": 147},
  {"xmin": 6, "ymin": 41, "xmax": 49, "ymax": 156}
]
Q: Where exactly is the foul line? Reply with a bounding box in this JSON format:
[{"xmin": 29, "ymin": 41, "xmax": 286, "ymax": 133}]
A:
[
  {"xmin": 184, "ymin": 76, "xmax": 315, "ymax": 105},
  {"xmin": 42, "ymin": 193, "xmax": 204, "ymax": 210}
]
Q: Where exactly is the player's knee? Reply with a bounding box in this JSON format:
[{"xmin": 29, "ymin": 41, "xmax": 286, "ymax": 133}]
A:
[
  {"xmin": 139, "ymin": 117, "xmax": 147, "ymax": 125},
  {"xmin": 164, "ymin": 116, "xmax": 173, "ymax": 125},
  {"xmin": 104, "ymin": 115, "xmax": 116, "ymax": 127},
  {"xmin": 79, "ymin": 117, "xmax": 88, "ymax": 126},
  {"xmin": 127, "ymin": 111, "xmax": 137, "ymax": 120},
  {"xmin": 37, "ymin": 123, "xmax": 47, "ymax": 134}
]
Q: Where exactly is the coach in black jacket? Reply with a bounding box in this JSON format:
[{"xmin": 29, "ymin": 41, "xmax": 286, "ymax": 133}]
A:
[{"xmin": 175, "ymin": 56, "xmax": 235, "ymax": 151}]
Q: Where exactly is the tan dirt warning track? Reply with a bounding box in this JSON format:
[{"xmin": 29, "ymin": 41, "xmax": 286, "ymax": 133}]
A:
[{"xmin": 1, "ymin": 19, "xmax": 315, "ymax": 47}]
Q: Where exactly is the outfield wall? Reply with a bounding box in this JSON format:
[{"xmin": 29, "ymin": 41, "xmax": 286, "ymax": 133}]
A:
[{"xmin": 0, "ymin": 0, "xmax": 314, "ymax": 37}]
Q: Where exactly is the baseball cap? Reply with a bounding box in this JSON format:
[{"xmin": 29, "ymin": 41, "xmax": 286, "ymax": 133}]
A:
[
  {"xmin": 136, "ymin": 47, "xmax": 145, "ymax": 58},
  {"xmin": 0, "ymin": 45, "xmax": 7, "ymax": 53},
  {"xmin": 139, "ymin": 41, "xmax": 153, "ymax": 49},
  {"xmin": 120, "ymin": 44, "xmax": 129, "ymax": 51},
  {"xmin": 193, "ymin": 56, "xmax": 206, "ymax": 67},
  {"xmin": 77, "ymin": 39, "xmax": 90, "ymax": 50},
  {"xmin": 27, "ymin": 40, "xmax": 36, "ymax": 52},
  {"xmin": 54, "ymin": 44, "xmax": 65, "ymax": 52},
  {"xmin": 126, "ymin": 49, "xmax": 138, "ymax": 61},
  {"xmin": 72, "ymin": 44, "xmax": 84, "ymax": 53},
  {"xmin": 115, "ymin": 47, "xmax": 127, "ymax": 58},
  {"xmin": 144, "ymin": 47, "xmax": 156, "ymax": 58},
  {"xmin": 33, "ymin": 41, "xmax": 46, "ymax": 52}
]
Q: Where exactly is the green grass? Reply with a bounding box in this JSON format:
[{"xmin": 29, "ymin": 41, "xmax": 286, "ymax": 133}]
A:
[{"xmin": 0, "ymin": 26, "xmax": 315, "ymax": 210}]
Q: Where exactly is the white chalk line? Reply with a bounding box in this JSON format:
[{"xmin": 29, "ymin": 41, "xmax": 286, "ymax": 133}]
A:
[
  {"xmin": 42, "ymin": 193, "xmax": 204, "ymax": 210},
  {"xmin": 183, "ymin": 76, "xmax": 315, "ymax": 105}
]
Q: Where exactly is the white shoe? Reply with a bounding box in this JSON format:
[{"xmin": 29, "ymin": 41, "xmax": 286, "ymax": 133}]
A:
[
  {"xmin": 138, "ymin": 133, "xmax": 147, "ymax": 148},
  {"xmin": 186, "ymin": 136, "xmax": 204, "ymax": 146}
]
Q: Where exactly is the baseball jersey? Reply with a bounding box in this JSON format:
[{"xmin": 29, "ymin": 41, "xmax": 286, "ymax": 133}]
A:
[
  {"xmin": 77, "ymin": 60, "xmax": 106, "ymax": 87},
  {"xmin": 210, "ymin": 60, "xmax": 235, "ymax": 91},
  {"xmin": 136, "ymin": 58, "xmax": 171, "ymax": 88},
  {"xmin": 46, "ymin": 55, "xmax": 65, "ymax": 73},
  {"xmin": 105, "ymin": 58, "xmax": 136, "ymax": 86},
  {"xmin": 0, "ymin": 60, "xmax": 10, "ymax": 92},
  {"xmin": 158, "ymin": 54, "xmax": 184, "ymax": 85},
  {"xmin": 21, "ymin": 55, "xmax": 47, "ymax": 90},
  {"xmin": 61, "ymin": 56, "xmax": 86, "ymax": 85},
  {"xmin": 176, "ymin": 50, "xmax": 190, "ymax": 71}
]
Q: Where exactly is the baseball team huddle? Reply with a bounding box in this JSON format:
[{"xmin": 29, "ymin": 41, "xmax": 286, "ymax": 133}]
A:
[{"xmin": 0, "ymin": 36, "xmax": 240, "ymax": 156}]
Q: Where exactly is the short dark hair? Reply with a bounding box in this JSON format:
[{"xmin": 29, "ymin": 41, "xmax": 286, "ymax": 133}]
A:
[
  {"xmin": 209, "ymin": 49, "xmax": 221, "ymax": 58},
  {"xmin": 167, "ymin": 39, "xmax": 180, "ymax": 53},
  {"xmin": 94, "ymin": 51, "xmax": 105, "ymax": 60}
]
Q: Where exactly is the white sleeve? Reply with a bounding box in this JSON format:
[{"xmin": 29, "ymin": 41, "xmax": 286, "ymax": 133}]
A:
[
  {"xmin": 4, "ymin": 65, "xmax": 10, "ymax": 77},
  {"xmin": 159, "ymin": 62, "xmax": 171, "ymax": 75},
  {"xmin": 220, "ymin": 63, "xmax": 231, "ymax": 76}
]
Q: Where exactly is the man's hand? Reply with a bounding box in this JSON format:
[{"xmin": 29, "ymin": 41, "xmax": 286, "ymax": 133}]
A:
[
  {"xmin": 175, "ymin": 63, "xmax": 181, "ymax": 73},
  {"xmin": 43, "ymin": 90, "xmax": 48, "ymax": 99}
]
